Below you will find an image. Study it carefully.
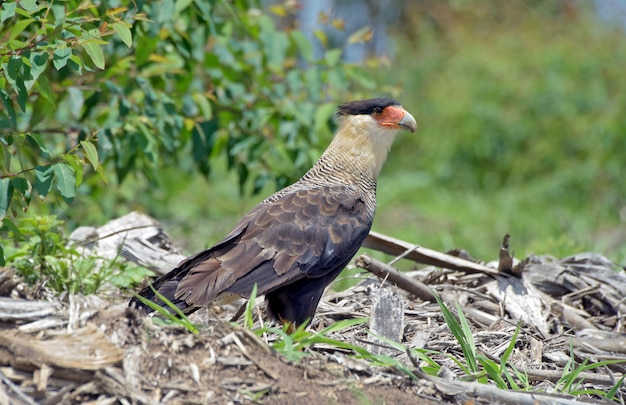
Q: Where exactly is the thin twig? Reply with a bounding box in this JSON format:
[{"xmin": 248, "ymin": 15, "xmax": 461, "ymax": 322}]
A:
[
  {"xmin": 0, "ymin": 369, "xmax": 38, "ymax": 405},
  {"xmin": 364, "ymin": 231, "xmax": 498, "ymax": 275},
  {"xmin": 355, "ymin": 254, "xmax": 436, "ymax": 303}
]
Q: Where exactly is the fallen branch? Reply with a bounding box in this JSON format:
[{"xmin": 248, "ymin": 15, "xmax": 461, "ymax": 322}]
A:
[
  {"xmin": 354, "ymin": 254, "xmax": 436, "ymax": 303},
  {"xmin": 520, "ymin": 366, "xmax": 622, "ymax": 386},
  {"xmin": 364, "ymin": 231, "xmax": 498, "ymax": 275}
]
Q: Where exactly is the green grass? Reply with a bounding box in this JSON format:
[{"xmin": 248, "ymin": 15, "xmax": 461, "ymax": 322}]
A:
[{"xmin": 433, "ymin": 292, "xmax": 625, "ymax": 400}]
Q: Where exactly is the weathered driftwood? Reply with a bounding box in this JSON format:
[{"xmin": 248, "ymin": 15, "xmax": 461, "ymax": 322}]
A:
[
  {"xmin": 363, "ymin": 230, "xmax": 498, "ymax": 275},
  {"xmin": 69, "ymin": 211, "xmax": 186, "ymax": 275},
  {"xmin": 368, "ymin": 288, "xmax": 404, "ymax": 355},
  {"xmin": 0, "ymin": 328, "xmax": 123, "ymax": 372},
  {"xmin": 0, "ymin": 298, "xmax": 57, "ymax": 321}
]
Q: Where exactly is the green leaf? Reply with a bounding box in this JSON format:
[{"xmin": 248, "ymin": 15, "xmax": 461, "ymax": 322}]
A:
[
  {"xmin": 35, "ymin": 165, "xmax": 54, "ymax": 199},
  {"xmin": 9, "ymin": 18, "xmax": 34, "ymax": 41},
  {"xmin": 63, "ymin": 155, "xmax": 83, "ymax": 187},
  {"xmin": 243, "ymin": 283, "xmax": 258, "ymax": 330},
  {"xmin": 2, "ymin": 218, "xmax": 23, "ymax": 242},
  {"xmin": 347, "ymin": 26, "xmax": 373, "ymax": 44},
  {"xmin": 6, "ymin": 56, "xmax": 22, "ymax": 82},
  {"xmin": 81, "ymin": 42, "xmax": 105, "ymax": 69},
  {"xmin": 68, "ymin": 54, "xmax": 83, "ymax": 73},
  {"xmin": 80, "ymin": 140, "xmax": 99, "ymax": 171},
  {"xmin": 53, "ymin": 46, "xmax": 72, "ymax": 70},
  {"xmin": 10, "ymin": 177, "xmax": 31, "ymax": 204},
  {"xmin": 175, "ymin": 0, "xmax": 194, "ymax": 16},
  {"xmin": 157, "ymin": 0, "xmax": 176, "ymax": 23},
  {"xmin": 19, "ymin": 0, "xmax": 38, "ymax": 12},
  {"xmin": 26, "ymin": 134, "xmax": 51, "ymax": 157},
  {"xmin": 36, "ymin": 75, "xmax": 55, "ymax": 106},
  {"xmin": 53, "ymin": 163, "xmax": 76, "ymax": 204},
  {"xmin": 111, "ymin": 22, "xmax": 132, "ymax": 47},
  {"xmin": 0, "ymin": 178, "xmax": 13, "ymax": 220},
  {"xmin": 0, "ymin": 90, "xmax": 16, "ymax": 128},
  {"xmin": 324, "ymin": 48, "xmax": 342, "ymax": 66},
  {"xmin": 291, "ymin": 31, "xmax": 314, "ymax": 63},
  {"xmin": 24, "ymin": 52, "xmax": 49, "ymax": 90},
  {"xmin": 1, "ymin": 2, "xmax": 17, "ymax": 22},
  {"xmin": 607, "ymin": 374, "xmax": 626, "ymax": 399},
  {"xmin": 15, "ymin": 80, "xmax": 27, "ymax": 112},
  {"xmin": 192, "ymin": 120, "xmax": 217, "ymax": 176},
  {"xmin": 477, "ymin": 355, "xmax": 508, "ymax": 388},
  {"xmin": 66, "ymin": 87, "xmax": 84, "ymax": 118}
]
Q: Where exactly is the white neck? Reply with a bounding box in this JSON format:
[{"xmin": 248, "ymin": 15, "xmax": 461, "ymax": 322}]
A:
[{"xmin": 326, "ymin": 115, "xmax": 400, "ymax": 176}]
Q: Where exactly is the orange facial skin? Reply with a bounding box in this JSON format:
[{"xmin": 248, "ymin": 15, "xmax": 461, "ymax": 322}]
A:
[{"xmin": 374, "ymin": 105, "xmax": 416, "ymax": 132}]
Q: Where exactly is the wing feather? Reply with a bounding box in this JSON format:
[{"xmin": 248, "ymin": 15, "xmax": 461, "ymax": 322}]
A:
[{"xmin": 161, "ymin": 184, "xmax": 372, "ymax": 308}]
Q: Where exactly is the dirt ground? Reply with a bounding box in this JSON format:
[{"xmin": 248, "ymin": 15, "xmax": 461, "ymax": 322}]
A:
[
  {"xmin": 1, "ymin": 249, "xmax": 625, "ymax": 405},
  {"xmin": 0, "ymin": 289, "xmax": 444, "ymax": 404},
  {"xmin": 0, "ymin": 215, "xmax": 624, "ymax": 404}
]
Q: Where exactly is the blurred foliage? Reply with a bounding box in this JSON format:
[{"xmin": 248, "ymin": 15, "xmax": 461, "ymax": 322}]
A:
[
  {"xmin": 0, "ymin": 0, "xmax": 378, "ymax": 271},
  {"xmin": 370, "ymin": 1, "xmax": 626, "ymax": 265}
]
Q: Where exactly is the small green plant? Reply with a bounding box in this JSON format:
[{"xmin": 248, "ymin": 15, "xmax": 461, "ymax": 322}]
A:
[
  {"xmin": 132, "ymin": 286, "xmax": 199, "ymax": 334},
  {"xmin": 365, "ymin": 331, "xmax": 441, "ymax": 378},
  {"xmin": 1, "ymin": 214, "xmax": 153, "ymax": 294},
  {"xmin": 557, "ymin": 340, "xmax": 626, "ymax": 399},
  {"xmin": 238, "ymin": 284, "xmax": 441, "ymax": 378},
  {"xmin": 242, "ymin": 284, "xmax": 370, "ymax": 362},
  {"xmin": 433, "ymin": 292, "xmax": 485, "ymax": 382},
  {"xmin": 476, "ymin": 322, "xmax": 530, "ymax": 390},
  {"xmin": 434, "ymin": 291, "xmax": 626, "ymax": 400}
]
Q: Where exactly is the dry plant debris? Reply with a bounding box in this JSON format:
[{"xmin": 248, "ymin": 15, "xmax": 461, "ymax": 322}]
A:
[{"xmin": 0, "ymin": 212, "xmax": 623, "ymax": 404}]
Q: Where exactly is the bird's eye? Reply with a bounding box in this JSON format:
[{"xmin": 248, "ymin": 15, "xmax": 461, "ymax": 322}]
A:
[{"xmin": 373, "ymin": 107, "xmax": 384, "ymax": 115}]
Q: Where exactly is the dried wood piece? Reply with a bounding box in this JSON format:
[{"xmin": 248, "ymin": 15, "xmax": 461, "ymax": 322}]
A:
[
  {"xmin": 497, "ymin": 233, "xmax": 514, "ymax": 274},
  {"xmin": 18, "ymin": 317, "xmax": 67, "ymax": 333},
  {"xmin": 550, "ymin": 301, "xmax": 596, "ymax": 331},
  {"xmin": 95, "ymin": 367, "xmax": 154, "ymax": 404},
  {"xmin": 0, "ymin": 298, "xmax": 57, "ymax": 321},
  {"xmin": 484, "ymin": 276, "xmax": 550, "ymax": 338},
  {"xmin": 574, "ymin": 329, "xmax": 626, "ymax": 354},
  {"xmin": 530, "ymin": 337, "xmax": 543, "ymax": 365},
  {"xmin": 355, "ymin": 254, "xmax": 435, "ymax": 303},
  {"xmin": 70, "ymin": 211, "xmax": 186, "ymax": 275},
  {"xmin": 368, "ymin": 288, "xmax": 404, "ymax": 355},
  {"xmin": 520, "ymin": 366, "xmax": 623, "ymax": 386},
  {"xmin": 0, "ymin": 368, "xmax": 37, "ymax": 405},
  {"xmin": 524, "ymin": 255, "xmax": 626, "ymax": 332},
  {"xmin": 364, "ymin": 231, "xmax": 497, "ymax": 275},
  {"xmin": 0, "ymin": 328, "xmax": 123, "ymax": 373}
]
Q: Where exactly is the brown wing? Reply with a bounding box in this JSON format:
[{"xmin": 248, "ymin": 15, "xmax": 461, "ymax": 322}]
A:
[{"xmin": 173, "ymin": 184, "xmax": 373, "ymax": 307}]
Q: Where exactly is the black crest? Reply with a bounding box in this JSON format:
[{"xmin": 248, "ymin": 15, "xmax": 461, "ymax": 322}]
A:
[{"xmin": 337, "ymin": 98, "xmax": 400, "ymax": 116}]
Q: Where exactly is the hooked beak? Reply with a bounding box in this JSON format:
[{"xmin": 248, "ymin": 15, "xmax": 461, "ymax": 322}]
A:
[{"xmin": 398, "ymin": 111, "xmax": 417, "ymax": 133}]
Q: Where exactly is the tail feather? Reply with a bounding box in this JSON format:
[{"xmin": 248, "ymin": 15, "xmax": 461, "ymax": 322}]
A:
[{"xmin": 129, "ymin": 267, "xmax": 200, "ymax": 317}]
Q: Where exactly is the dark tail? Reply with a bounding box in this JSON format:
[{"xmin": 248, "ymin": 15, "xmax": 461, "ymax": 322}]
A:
[{"xmin": 128, "ymin": 266, "xmax": 200, "ymax": 317}]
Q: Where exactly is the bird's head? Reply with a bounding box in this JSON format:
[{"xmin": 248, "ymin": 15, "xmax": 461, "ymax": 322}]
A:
[
  {"xmin": 337, "ymin": 98, "xmax": 417, "ymax": 135},
  {"xmin": 332, "ymin": 98, "xmax": 416, "ymax": 175}
]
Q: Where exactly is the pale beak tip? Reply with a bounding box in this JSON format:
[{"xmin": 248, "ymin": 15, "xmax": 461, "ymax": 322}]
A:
[{"xmin": 399, "ymin": 112, "xmax": 417, "ymax": 133}]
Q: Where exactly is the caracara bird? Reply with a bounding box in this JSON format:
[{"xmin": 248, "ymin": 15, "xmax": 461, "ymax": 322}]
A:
[{"xmin": 129, "ymin": 98, "xmax": 416, "ymax": 328}]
